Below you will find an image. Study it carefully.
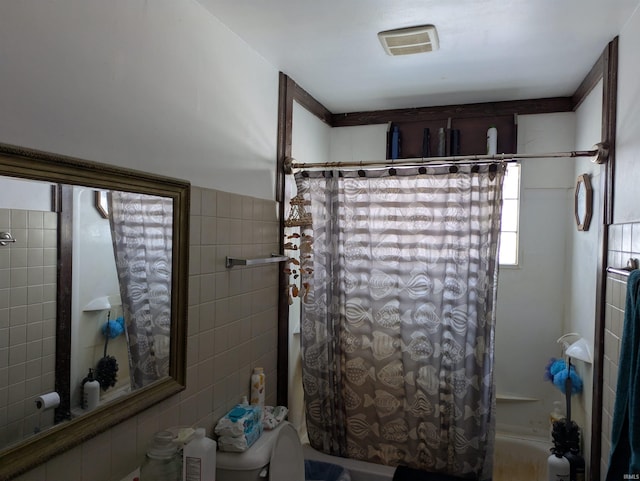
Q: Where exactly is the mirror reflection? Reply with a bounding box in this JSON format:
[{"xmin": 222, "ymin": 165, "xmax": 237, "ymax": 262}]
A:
[{"xmin": 1, "ymin": 176, "xmax": 174, "ymax": 451}]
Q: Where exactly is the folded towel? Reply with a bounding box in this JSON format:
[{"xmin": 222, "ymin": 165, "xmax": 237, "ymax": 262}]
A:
[
  {"xmin": 393, "ymin": 465, "xmax": 473, "ymax": 481},
  {"xmin": 263, "ymin": 405, "xmax": 288, "ymax": 430},
  {"xmin": 606, "ymin": 270, "xmax": 640, "ymax": 480}
]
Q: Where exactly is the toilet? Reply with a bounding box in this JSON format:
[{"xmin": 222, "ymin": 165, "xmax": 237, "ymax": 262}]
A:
[{"xmin": 216, "ymin": 422, "xmax": 305, "ymax": 481}]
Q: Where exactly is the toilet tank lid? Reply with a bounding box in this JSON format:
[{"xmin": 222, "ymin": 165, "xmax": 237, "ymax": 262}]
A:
[
  {"xmin": 269, "ymin": 423, "xmax": 304, "ymax": 481},
  {"xmin": 216, "ymin": 422, "xmax": 289, "ymax": 471}
]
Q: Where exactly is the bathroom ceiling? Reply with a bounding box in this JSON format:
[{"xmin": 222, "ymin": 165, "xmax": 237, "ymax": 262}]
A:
[{"xmin": 196, "ymin": 0, "xmax": 640, "ymax": 113}]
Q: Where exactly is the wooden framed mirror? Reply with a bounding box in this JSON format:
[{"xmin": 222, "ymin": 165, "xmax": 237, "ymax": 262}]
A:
[
  {"xmin": 574, "ymin": 173, "xmax": 593, "ymax": 231},
  {"xmin": 0, "ymin": 143, "xmax": 189, "ymax": 480}
]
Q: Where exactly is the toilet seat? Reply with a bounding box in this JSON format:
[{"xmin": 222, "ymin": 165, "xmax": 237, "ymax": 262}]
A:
[{"xmin": 269, "ymin": 423, "xmax": 304, "ymax": 481}]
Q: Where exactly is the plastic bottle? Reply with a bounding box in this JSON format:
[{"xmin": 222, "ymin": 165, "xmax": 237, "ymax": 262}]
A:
[
  {"xmin": 250, "ymin": 367, "xmax": 265, "ymax": 406},
  {"xmin": 487, "ymin": 126, "xmax": 498, "ymax": 155},
  {"xmin": 548, "ymin": 452, "xmax": 570, "ymax": 481},
  {"xmin": 549, "ymin": 401, "xmax": 565, "ymax": 435},
  {"xmin": 82, "ymin": 368, "xmax": 100, "ymax": 411},
  {"xmin": 140, "ymin": 431, "xmax": 182, "ymax": 481},
  {"xmin": 565, "ymin": 449, "xmax": 586, "ymax": 481},
  {"xmin": 183, "ymin": 428, "xmax": 216, "ymax": 481},
  {"xmin": 565, "ymin": 421, "xmax": 585, "ymax": 481},
  {"xmin": 391, "ymin": 125, "xmax": 401, "ymax": 160}
]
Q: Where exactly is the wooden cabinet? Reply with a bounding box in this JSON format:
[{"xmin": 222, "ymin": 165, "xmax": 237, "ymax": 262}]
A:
[{"xmin": 387, "ymin": 114, "xmax": 516, "ymax": 159}]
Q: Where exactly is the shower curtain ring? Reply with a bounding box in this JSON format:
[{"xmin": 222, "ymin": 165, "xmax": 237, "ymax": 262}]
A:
[
  {"xmin": 389, "ymin": 159, "xmax": 397, "ymax": 176},
  {"xmin": 358, "ymin": 161, "xmax": 366, "ymax": 178}
]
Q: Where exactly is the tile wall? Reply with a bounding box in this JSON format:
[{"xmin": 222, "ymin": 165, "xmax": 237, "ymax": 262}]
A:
[
  {"xmin": 13, "ymin": 186, "xmax": 281, "ymax": 481},
  {"xmin": 600, "ymin": 222, "xmax": 640, "ymax": 479},
  {"xmin": 0, "ymin": 208, "xmax": 58, "ymax": 448}
]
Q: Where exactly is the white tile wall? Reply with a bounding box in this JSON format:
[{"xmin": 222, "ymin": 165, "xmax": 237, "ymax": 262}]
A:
[{"xmin": 601, "ymin": 222, "xmax": 640, "ymax": 479}]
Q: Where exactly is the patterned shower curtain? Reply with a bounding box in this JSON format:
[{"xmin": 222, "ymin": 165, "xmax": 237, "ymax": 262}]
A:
[
  {"xmin": 108, "ymin": 191, "xmax": 173, "ymax": 390},
  {"xmin": 296, "ymin": 163, "xmax": 505, "ymax": 480}
]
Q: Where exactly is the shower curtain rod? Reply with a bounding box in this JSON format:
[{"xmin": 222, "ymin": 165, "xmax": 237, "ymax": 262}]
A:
[{"xmin": 287, "ymin": 143, "xmax": 609, "ymax": 172}]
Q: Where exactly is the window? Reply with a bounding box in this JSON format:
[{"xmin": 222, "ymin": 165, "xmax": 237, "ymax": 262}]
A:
[{"xmin": 499, "ymin": 162, "xmax": 521, "ymax": 265}]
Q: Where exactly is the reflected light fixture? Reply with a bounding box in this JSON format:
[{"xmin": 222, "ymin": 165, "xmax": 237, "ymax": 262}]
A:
[{"xmin": 557, "ymin": 332, "xmax": 593, "ymax": 363}]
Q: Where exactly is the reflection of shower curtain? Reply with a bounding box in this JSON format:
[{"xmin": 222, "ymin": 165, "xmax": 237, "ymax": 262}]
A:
[
  {"xmin": 108, "ymin": 191, "xmax": 173, "ymax": 390},
  {"xmin": 296, "ymin": 163, "xmax": 504, "ymax": 480}
]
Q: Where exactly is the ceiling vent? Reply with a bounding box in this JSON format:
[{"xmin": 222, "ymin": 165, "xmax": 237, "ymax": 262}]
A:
[{"xmin": 378, "ymin": 24, "xmax": 439, "ymax": 56}]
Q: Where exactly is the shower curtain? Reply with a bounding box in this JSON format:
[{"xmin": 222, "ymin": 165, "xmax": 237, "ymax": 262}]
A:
[
  {"xmin": 108, "ymin": 191, "xmax": 173, "ymax": 390},
  {"xmin": 296, "ymin": 163, "xmax": 505, "ymax": 480}
]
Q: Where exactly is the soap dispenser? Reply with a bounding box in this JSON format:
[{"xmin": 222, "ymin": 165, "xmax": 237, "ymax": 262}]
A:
[{"xmin": 81, "ymin": 368, "xmax": 100, "ymax": 411}]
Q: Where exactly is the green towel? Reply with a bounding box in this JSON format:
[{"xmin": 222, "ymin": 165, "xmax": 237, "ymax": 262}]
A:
[{"xmin": 606, "ymin": 269, "xmax": 640, "ymax": 480}]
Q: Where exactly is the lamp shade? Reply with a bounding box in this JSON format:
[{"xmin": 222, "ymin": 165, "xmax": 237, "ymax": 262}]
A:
[
  {"xmin": 557, "ymin": 333, "xmax": 593, "ymax": 363},
  {"xmin": 565, "ymin": 337, "xmax": 593, "ymax": 363},
  {"xmin": 83, "ymin": 296, "xmax": 111, "ymax": 311}
]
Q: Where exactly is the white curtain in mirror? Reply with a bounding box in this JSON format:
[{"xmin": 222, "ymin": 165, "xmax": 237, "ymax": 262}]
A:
[{"xmin": 108, "ymin": 192, "xmax": 173, "ymax": 389}]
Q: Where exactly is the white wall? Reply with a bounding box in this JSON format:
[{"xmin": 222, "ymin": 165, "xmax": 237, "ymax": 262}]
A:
[
  {"xmin": 614, "ymin": 3, "xmax": 640, "ymax": 223},
  {"xmin": 0, "ymin": 0, "xmax": 279, "ymax": 200},
  {"xmin": 566, "ymin": 80, "xmax": 603, "ymax": 463},
  {"xmin": 0, "ymin": 178, "xmax": 52, "ymax": 212},
  {"xmin": 495, "ymin": 112, "xmax": 578, "ymax": 436},
  {"xmin": 287, "ymin": 101, "xmax": 331, "ymax": 433},
  {"xmin": 329, "ymin": 124, "xmax": 388, "ymax": 163}
]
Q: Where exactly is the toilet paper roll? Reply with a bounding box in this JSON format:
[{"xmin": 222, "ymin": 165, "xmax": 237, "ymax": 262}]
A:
[{"xmin": 35, "ymin": 392, "xmax": 60, "ymax": 411}]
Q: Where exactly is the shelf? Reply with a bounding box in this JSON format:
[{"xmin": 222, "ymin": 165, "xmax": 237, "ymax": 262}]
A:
[
  {"xmin": 496, "ymin": 393, "xmax": 539, "ymax": 402},
  {"xmin": 225, "ymin": 254, "xmax": 289, "ymax": 268},
  {"xmin": 387, "ymin": 114, "xmax": 516, "ymax": 160}
]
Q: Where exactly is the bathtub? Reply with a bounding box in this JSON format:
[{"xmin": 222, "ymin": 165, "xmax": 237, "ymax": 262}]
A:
[
  {"xmin": 493, "ymin": 432, "xmax": 550, "ymax": 481},
  {"xmin": 303, "ymin": 445, "xmax": 395, "ymax": 481},
  {"xmin": 303, "ymin": 432, "xmax": 550, "ymax": 481}
]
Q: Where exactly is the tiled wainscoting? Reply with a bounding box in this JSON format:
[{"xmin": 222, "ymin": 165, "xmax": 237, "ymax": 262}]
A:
[
  {"xmin": 13, "ymin": 187, "xmax": 281, "ymax": 481},
  {"xmin": 601, "ymin": 222, "xmax": 640, "ymax": 479}
]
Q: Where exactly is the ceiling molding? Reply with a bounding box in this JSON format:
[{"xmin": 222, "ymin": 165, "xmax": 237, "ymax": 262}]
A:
[{"xmin": 331, "ymin": 97, "xmax": 574, "ymax": 127}]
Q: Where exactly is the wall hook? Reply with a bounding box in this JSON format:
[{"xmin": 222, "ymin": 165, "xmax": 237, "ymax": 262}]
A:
[{"xmin": 0, "ymin": 232, "xmax": 17, "ymax": 246}]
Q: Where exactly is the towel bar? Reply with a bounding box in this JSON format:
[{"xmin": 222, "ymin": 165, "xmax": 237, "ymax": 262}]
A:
[
  {"xmin": 606, "ymin": 258, "xmax": 638, "ymax": 277},
  {"xmin": 225, "ymin": 254, "xmax": 289, "ymax": 268},
  {"xmin": 0, "ymin": 232, "xmax": 16, "ymax": 246}
]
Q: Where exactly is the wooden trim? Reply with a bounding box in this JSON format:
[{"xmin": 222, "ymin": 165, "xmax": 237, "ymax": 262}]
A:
[
  {"xmin": 602, "ymin": 37, "xmax": 618, "ymax": 226},
  {"xmin": 276, "ymin": 73, "xmax": 295, "ymax": 204},
  {"xmin": 590, "ymin": 36, "xmax": 618, "ymax": 481},
  {"xmin": 54, "ymin": 185, "xmax": 72, "ymax": 424},
  {"xmin": 293, "ymin": 83, "xmax": 333, "ymax": 126},
  {"xmin": 572, "ymin": 54, "xmax": 604, "ymax": 110},
  {"xmin": 276, "ymin": 73, "xmax": 293, "ymax": 406},
  {"xmin": 331, "ymin": 97, "xmax": 574, "ymax": 127},
  {"xmin": 276, "ymin": 73, "xmax": 333, "ymax": 406}
]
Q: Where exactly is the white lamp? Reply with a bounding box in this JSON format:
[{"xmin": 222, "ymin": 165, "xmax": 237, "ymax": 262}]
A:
[
  {"xmin": 557, "ymin": 332, "xmax": 593, "ymax": 363},
  {"xmin": 83, "ymin": 296, "xmax": 112, "ymax": 312}
]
